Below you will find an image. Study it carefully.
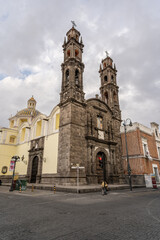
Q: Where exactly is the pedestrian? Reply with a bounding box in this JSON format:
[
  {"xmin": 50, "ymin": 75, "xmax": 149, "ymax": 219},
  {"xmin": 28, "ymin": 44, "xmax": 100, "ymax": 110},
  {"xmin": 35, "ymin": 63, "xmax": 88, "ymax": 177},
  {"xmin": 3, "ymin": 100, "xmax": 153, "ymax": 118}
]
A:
[{"xmin": 101, "ymin": 181, "xmax": 108, "ymax": 195}]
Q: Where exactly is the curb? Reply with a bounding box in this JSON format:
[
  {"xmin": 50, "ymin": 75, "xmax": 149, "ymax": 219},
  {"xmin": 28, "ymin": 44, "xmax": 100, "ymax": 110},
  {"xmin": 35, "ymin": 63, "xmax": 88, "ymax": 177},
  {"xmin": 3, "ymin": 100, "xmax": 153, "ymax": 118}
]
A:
[{"xmin": 1, "ymin": 183, "xmax": 147, "ymax": 193}]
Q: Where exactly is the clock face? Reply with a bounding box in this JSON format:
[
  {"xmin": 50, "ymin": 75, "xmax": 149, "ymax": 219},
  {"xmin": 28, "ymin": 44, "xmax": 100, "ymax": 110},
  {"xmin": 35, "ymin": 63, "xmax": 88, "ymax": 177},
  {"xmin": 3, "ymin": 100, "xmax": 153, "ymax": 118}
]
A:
[{"xmin": 98, "ymin": 130, "xmax": 104, "ymax": 140}]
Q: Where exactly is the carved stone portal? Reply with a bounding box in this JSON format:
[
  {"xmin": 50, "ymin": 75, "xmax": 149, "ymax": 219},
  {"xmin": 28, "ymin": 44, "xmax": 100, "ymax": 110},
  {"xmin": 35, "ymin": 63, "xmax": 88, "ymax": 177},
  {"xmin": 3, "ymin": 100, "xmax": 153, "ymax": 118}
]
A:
[{"xmin": 27, "ymin": 137, "xmax": 44, "ymax": 183}]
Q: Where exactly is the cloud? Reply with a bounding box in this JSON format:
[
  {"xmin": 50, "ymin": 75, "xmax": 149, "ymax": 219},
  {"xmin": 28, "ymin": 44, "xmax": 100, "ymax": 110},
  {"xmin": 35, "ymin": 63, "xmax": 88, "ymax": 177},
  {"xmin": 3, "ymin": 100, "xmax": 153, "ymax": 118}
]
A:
[{"xmin": 0, "ymin": 0, "xmax": 160, "ymax": 128}]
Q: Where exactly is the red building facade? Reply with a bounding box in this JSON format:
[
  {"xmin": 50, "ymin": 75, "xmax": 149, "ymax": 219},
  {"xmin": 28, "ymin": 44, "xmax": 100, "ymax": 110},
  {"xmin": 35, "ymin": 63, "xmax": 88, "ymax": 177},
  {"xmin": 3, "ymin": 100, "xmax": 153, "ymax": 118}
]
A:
[{"xmin": 121, "ymin": 122, "xmax": 160, "ymax": 185}]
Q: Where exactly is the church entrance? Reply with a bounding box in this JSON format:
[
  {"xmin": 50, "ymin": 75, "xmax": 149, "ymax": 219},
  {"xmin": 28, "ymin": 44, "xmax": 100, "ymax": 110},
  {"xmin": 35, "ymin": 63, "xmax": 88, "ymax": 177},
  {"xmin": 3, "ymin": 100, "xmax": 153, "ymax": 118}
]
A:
[
  {"xmin": 31, "ymin": 156, "xmax": 39, "ymax": 183},
  {"xmin": 96, "ymin": 152, "xmax": 106, "ymax": 184}
]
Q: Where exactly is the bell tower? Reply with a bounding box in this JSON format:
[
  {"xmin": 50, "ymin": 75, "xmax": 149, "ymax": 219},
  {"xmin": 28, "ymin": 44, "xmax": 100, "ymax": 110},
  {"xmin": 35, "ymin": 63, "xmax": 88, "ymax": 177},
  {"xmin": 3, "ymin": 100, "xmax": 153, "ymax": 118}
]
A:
[
  {"xmin": 99, "ymin": 54, "xmax": 121, "ymax": 119},
  {"xmin": 99, "ymin": 54, "xmax": 123, "ymax": 184},
  {"xmin": 60, "ymin": 25, "xmax": 85, "ymax": 104},
  {"xmin": 57, "ymin": 24, "xmax": 87, "ymax": 185}
]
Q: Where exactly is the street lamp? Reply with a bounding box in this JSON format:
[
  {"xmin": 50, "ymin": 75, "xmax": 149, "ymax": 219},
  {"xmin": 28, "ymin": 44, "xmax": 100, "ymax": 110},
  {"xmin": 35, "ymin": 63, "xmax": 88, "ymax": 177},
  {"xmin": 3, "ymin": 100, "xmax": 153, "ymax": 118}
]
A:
[
  {"xmin": 123, "ymin": 118, "xmax": 133, "ymax": 191},
  {"xmin": 9, "ymin": 155, "xmax": 20, "ymax": 191}
]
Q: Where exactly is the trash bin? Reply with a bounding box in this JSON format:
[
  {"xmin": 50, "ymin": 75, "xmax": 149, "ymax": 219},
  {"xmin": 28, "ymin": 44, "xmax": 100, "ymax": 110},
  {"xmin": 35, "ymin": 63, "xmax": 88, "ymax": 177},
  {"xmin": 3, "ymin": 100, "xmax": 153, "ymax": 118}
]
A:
[
  {"xmin": 21, "ymin": 180, "xmax": 27, "ymax": 191},
  {"xmin": 15, "ymin": 180, "xmax": 21, "ymax": 190},
  {"xmin": 15, "ymin": 180, "xmax": 27, "ymax": 191}
]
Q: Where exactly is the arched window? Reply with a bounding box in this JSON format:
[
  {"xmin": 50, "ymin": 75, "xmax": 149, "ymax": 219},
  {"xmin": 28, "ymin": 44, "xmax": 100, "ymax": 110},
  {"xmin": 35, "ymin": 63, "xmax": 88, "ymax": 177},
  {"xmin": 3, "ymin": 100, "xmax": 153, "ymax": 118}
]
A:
[
  {"xmin": 75, "ymin": 69, "xmax": 79, "ymax": 86},
  {"xmin": 55, "ymin": 113, "xmax": 60, "ymax": 130},
  {"xmin": 103, "ymin": 63, "xmax": 106, "ymax": 68},
  {"xmin": 111, "ymin": 75, "xmax": 114, "ymax": 82},
  {"xmin": 67, "ymin": 50, "xmax": 70, "ymax": 57},
  {"xmin": 104, "ymin": 76, "xmax": 108, "ymax": 82},
  {"xmin": 65, "ymin": 69, "xmax": 69, "ymax": 85},
  {"xmin": 75, "ymin": 49, "xmax": 79, "ymax": 57},
  {"xmin": 36, "ymin": 120, "xmax": 42, "ymax": 137},
  {"xmin": 21, "ymin": 128, "xmax": 26, "ymax": 142},
  {"xmin": 104, "ymin": 92, "xmax": 108, "ymax": 104}
]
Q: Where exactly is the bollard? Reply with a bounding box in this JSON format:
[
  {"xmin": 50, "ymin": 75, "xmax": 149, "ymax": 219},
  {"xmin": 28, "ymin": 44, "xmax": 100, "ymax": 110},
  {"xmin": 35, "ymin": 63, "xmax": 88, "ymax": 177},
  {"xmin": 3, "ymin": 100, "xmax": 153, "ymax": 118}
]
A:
[
  {"xmin": 32, "ymin": 184, "xmax": 34, "ymax": 192},
  {"xmin": 19, "ymin": 185, "xmax": 22, "ymax": 193},
  {"xmin": 54, "ymin": 185, "xmax": 56, "ymax": 194}
]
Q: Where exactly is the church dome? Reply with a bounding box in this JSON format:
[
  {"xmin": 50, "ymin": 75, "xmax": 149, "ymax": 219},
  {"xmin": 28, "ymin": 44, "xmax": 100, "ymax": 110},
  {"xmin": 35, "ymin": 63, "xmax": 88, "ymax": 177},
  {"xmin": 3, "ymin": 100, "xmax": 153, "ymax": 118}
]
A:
[
  {"xmin": 14, "ymin": 96, "xmax": 41, "ymax": 118},
  {"xmin": 15, "ymin": 108, "xmax": 41, "ymax": 118}
]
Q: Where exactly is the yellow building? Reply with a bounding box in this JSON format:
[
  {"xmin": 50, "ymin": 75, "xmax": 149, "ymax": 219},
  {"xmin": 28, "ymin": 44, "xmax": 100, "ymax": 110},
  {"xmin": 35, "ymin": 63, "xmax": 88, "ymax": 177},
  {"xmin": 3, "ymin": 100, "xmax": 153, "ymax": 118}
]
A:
[{"xmin": 0, "ymin": 96, "xmax": 60, "ymax": 183}]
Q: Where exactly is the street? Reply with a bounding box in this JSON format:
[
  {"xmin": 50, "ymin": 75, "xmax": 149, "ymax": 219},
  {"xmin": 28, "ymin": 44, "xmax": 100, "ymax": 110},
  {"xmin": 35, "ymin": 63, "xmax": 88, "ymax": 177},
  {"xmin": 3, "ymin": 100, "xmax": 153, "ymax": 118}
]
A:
[{"xmin": 0, "ymin": 187, "xmax": 160, "ymax": 240}]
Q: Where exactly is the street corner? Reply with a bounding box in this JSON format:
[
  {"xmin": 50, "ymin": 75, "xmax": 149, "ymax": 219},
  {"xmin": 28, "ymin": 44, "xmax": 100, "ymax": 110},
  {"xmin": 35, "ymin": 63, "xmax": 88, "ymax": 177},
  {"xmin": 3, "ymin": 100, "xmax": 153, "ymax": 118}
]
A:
[{"xmin": 0, "ymin": 186, "xmax": 47, "ymax": 197}]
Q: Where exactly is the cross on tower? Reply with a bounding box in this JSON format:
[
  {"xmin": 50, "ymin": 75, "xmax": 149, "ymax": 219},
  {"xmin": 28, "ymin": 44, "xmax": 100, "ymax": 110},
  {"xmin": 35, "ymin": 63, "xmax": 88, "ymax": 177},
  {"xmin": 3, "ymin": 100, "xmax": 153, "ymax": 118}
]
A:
[
  {"xmin": 71, "ymin": 20, "xmax": 77, "ymax": 28},
  {"xmin": 105, "ymin": 51, "xmax": 109, "ymax": 57}
]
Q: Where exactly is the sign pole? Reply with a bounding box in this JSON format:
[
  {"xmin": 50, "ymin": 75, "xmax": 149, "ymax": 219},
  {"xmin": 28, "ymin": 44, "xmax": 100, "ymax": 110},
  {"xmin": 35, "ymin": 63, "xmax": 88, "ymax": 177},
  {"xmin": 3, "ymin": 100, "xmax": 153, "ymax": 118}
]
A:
[
  {"xmin": 77, "ymin": 164, "xmax": 79, "ymax": 194},
  {"xmin": 9, "ymin": 160, "xmax": 16, "ymax": 192},
  {"xmin": 9, "ymin": 156, "xmax": 20, "ymax": 192},
  {"xmin": 103, "ymin": 153, "xmax": 107, "ymax": 195},
  {"xmin": 71, "ymin": 164, "xmax": 85, "ymax": 194}
]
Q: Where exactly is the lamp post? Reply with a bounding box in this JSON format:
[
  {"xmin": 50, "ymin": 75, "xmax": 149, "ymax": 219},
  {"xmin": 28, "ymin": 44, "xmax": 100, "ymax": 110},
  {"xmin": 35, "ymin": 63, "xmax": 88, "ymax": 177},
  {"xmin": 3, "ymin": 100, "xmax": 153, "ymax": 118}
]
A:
[
  {"xmin": 123, "ymin": 118, "xmax": 133, "ymax": 191},
  {"xmin": 9, "ymin": 156, "xmax": 20, "ymax": 191}
]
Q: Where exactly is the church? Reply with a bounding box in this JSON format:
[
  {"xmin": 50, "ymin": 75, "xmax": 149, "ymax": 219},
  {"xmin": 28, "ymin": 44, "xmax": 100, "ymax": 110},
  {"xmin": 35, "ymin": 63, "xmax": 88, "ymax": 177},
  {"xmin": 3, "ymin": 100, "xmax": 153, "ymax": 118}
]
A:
[{"xmin": 0, "ymin": 26, "xmax": 124, "ymax": 185}]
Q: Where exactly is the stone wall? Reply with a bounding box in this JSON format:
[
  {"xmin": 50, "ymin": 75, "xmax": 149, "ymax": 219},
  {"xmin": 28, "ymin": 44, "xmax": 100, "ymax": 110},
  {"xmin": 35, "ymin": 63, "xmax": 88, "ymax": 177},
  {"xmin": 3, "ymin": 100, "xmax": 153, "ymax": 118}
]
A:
[{"xmin": 57, "ymin": 101, "xmax": 87, "ymax": 185}]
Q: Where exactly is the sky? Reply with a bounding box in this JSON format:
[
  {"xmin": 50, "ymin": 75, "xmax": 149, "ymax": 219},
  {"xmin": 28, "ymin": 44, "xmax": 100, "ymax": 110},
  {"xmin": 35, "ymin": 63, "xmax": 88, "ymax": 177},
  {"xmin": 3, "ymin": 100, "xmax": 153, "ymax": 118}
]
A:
[{"xmin": 0, "ymin": 0, "xmax": 160, "ymax": 128}]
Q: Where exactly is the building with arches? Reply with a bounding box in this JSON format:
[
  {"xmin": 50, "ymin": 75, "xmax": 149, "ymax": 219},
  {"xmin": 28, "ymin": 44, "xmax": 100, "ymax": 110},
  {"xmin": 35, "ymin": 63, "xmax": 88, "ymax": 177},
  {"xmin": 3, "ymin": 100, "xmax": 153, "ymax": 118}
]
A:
[
  {"xmin": 0, "ymin": 96, "xmax": 60, "ymax": 184},
  {"xmin": 0, "ymin": 26, "xmax": 124, "ymax": 185}
]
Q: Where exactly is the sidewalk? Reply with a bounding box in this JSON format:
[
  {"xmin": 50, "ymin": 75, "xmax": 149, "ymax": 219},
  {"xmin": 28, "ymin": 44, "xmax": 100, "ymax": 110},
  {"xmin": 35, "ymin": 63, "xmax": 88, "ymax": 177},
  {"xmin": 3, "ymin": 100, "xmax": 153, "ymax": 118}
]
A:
[{"xmin": 1, "ymin": 182, "xmax": 146, "ymax": 193}]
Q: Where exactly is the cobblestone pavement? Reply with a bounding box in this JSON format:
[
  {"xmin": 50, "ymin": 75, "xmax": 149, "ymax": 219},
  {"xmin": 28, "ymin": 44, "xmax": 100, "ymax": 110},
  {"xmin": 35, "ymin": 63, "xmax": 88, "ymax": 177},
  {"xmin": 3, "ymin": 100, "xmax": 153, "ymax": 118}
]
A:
[{"xmin": 0, "ymin": 187, "xmax": 160, "ymax": 240}]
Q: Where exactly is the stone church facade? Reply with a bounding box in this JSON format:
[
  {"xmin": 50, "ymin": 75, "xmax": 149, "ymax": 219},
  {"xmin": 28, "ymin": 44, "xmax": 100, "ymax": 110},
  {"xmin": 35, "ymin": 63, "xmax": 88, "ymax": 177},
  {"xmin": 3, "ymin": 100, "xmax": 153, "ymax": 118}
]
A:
[
  {"xmin": 57, "ymin": 26, "xmax": 123, "ymax": 185},
  {"xmin": 0, "ymin": 26, "xmax": 124, "ymax": 185}
]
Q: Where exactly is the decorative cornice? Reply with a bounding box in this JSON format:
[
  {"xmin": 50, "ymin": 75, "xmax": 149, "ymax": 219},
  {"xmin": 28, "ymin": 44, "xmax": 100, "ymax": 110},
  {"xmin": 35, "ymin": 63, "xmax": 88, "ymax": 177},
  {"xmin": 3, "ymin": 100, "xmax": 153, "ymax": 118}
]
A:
[
  {"xmin": 93, "ymin": 106, "xmax": 107, "ymax": 113},
  {"xmin": 59, "ymin": 97, "xmax": 86, "ymax": 108},
  {"xmin": 85, "ymin": 135, "xmax": 117, "ymax": 145},
  {"xmin": 28, "ymin": 147, "xmax": 44, "ymax": 153},
  {"xmin": 122, "ymin": 155, "xmax": 160, "ymax": 161}
]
